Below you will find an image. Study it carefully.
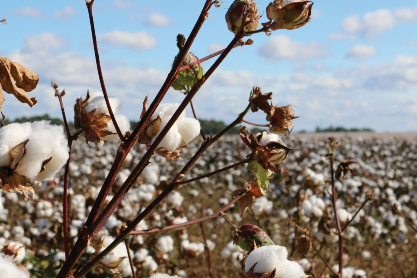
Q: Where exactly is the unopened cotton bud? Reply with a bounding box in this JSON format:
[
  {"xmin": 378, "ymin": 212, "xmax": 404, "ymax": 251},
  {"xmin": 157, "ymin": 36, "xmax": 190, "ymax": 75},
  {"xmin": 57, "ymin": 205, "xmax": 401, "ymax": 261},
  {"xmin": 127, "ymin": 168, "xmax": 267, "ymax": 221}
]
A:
[{"xmin": 226, "ymin": 0, "xmax": 260, "ymax": 34}]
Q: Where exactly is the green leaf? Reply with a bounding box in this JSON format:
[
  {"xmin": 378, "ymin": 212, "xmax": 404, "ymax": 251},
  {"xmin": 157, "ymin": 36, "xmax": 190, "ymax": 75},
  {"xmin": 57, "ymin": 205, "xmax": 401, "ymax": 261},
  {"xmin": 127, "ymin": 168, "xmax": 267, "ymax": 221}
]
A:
[{"xmin": 248, "ymin": 161, "xmax": 269, "ymax": 195}]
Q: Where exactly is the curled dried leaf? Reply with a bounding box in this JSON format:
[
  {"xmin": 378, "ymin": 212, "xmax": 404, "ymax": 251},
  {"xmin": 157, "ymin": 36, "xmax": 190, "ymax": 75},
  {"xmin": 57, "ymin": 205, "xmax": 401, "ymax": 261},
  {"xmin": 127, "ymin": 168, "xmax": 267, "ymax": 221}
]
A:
[
  {"xmin": 335, "ymin": 160, "xmax": 356, "ymax": 180},
  {"xmin": 0, "ymin": 57, "xmax": 39, "ymax": 117}
]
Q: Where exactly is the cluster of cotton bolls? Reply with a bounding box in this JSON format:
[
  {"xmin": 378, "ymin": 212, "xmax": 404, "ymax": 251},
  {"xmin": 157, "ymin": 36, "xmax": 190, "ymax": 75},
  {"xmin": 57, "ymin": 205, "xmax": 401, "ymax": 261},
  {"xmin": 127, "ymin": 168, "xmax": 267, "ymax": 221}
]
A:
[
  {"xmin": 332, "ymin": 265, "xmax": 367, "ymax": 278},
  {"xmin": 150, "ymin": 103, "xmax": 201, "ymax": 152},
  {"xmin": 221, "ymin": 241, "xmax": 245, "ymax": 268}
]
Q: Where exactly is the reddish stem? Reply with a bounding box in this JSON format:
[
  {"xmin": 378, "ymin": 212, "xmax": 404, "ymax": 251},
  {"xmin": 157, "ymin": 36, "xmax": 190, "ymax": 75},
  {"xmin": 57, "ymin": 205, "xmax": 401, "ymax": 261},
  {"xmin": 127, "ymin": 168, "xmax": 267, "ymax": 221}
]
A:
[
  {"xmin": 200, "ymin": 205, "xmax": 214, "ymax": 278},
  {"xmin": 342, "ymin": 199, "xmax": 369, "ymax": 232},
  {"xmin": 329, "ymin": 153, "xmax": 343, "ymax": 277},
  {"xmin": 311, "ymin": 242, "xmax": 338, "ymax": 276},
  {"xmin": 175, "ymin": 158, "xmax": 253, "ymax": 186},
  {"xmin": 394, "ymin": 204, "xmax": 417, "ymax": 233},
  {"xmin": 242, "ymin": 119, "xmax": 269, "ymax": 127},
  {"xmin": 86, "ymin": 0, "xmax": 124, "ymax": 142},
  {"xmin": 124, "ymin": 238, "xmax": 137, "ymax": 278},
  {"xmin": 130, "ymin": 190, "xmax": 246, "ymax": 235}
]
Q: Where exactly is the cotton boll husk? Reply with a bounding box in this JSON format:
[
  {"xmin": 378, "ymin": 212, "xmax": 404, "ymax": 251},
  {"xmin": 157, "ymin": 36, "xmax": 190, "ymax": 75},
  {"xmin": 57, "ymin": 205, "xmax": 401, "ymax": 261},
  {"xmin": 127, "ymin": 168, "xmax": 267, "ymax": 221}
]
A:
[
  {"xmin": 0, "ymin": 122, "xmax": 32, "ymax": 166},
  {"xmin": 153, "ymin": 103, "xmax": 185, "ymax": 120},
  {"xmin": 152, "ymin": 117, "xmax": 182, "ymax": 152},
  {"xmin": 103, "ymin": 114, "xmax": 131, "ymax": 141},
  {"xmin": 16, "ymin": 122, "xmax": 68, "ymax": 181},
  {"xmin": 85, "ymin": 96, "xmax": 120, "ymax": 115},
  {"xmin": 0, "ymin": 255, "xmax": 30, "ymax": 278},
  {"xmin": 176, "ymin": 118, "xmax": 200, "ymax": 144}
]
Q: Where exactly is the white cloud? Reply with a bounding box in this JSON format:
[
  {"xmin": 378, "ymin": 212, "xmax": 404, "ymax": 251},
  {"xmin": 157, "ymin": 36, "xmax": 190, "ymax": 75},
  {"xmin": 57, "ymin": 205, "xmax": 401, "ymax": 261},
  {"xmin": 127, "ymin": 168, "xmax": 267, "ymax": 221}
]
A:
[
  {"xmin": 208, "ymin": 44, "xmax": 226, "ymax": 53},
  {"xmin": 346, "ymin": 45, "xmax": 376, "ymax": 60},
  {"xmin": 97, "ymin": 30, "xmax": 157, "ymax": 51},
  {"xmin": 258, "ymin": 35, "xmax": 329, "ymax": 61},
  {"xmin": 22, "ymin": 33, "xmax": 68, "ymax": 57},
  {"xmin": 146, "ymin": 13, "xmax": 171, "ymax": 27},
  {"xmin": 337, "ymin": 7, "xmax": 417, "ymax": 39},
  {"xmin": 328, "ymin": 33, "xmax": 356, "ymax": 41},
  {"xmin": 53, "ymin": 6, "xmax": 78, "ymax": 18},
  {"xmin": 14, "ymin": 7, "xmax": 43, "ymax": 17},
  {"xmin": 113, "ymin": 0, "xmax": 136, "ymax": 9}
]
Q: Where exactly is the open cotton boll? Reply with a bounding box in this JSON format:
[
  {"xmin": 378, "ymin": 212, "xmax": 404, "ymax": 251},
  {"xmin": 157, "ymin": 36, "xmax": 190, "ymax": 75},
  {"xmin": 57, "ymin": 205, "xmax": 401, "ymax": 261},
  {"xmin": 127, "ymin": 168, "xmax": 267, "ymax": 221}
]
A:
[
  {"xmin": 0, "ymin": 122, "xmax": 32, "ymax": 166},
  {"xmin": 176, "ymin": 118, "xmax": 201, "ymax": 144},
  {"xmin": 0, "ymin": 255, "xmax": 30, "ymax": 278},
  {"xmin": 245, "ymin": 245, "xmax": 305, "ymax": 278},
  {"xmin": 14, "ymin": 122, "xmax": 69, "ymax": 181},
  {"xmin": 260, "ymin": 133, "xmax": 282, "ymax": 146},
  {"xmin": 152, "ymin": 103, "xmax": 185, "ymax": 120},
  {"xmin": 103, "ymin": 114, "xmax": 131, "ymax": 141},
  {"xmin": 85, "ymin": 96, "xmax": 120, "ymax": 115},
  {"xmin": 152, "ymin": 117, "xmax": 182, "ymax": 152},
  {"xmin": 156, "ymin": 235, "xmax": 174, "ymax": 253}
]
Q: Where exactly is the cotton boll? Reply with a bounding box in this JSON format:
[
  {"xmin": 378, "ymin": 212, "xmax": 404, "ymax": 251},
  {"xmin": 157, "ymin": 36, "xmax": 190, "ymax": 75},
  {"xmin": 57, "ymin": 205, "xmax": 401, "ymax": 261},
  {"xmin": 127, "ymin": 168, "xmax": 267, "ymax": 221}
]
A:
[
  {"xmin": 152, "ymin": 118, "xmax": 182, "ymax": 152},
  {"xmin": 245, "ymin": 245, "xmax": 305, "ymax": 278},
  {"xmin": 153, "ymin": 103, "xmax": 185, "ymax": 120},
  {"xmin": 0, "ymin": 255, "xmax": 30, "ymax": 278},
  {"xmin": 134, "ymin": 248, "xmax": 149, "ymax": 262},
  {"xmin": 16, "ymin": 122, "xmax": 68, "ymax": 181},
  {"xmin": 156, "ymin": 235, "xmax": 174, "ymax": 253},
  {"xmin": 103, "ymin": 114, "xmax": 131, "ymax": 141},
  {"xmin": 85, "ymin": 96, "xmax": 120, "ymax": 115},
  {"xmin": 176, "ymin": 118, "xmax": 200, "ymax": 144},
  {"xmin": 167, "ymin": 191, "xmax": 184, "ymax": 207},
  {"xmin": 36, "ymin": 146, "xmax": 69, "ymax": 181},
  {"xmin": 253, "ymin": 196, "xmax": 273, "ymax": 216},
  {"xmin": 0, "ymin": 122, "xmax": 32, "ymax": 166},
  {"xmin": 260, "ymin": 133, "xmax": 282, "ymax": 146}
]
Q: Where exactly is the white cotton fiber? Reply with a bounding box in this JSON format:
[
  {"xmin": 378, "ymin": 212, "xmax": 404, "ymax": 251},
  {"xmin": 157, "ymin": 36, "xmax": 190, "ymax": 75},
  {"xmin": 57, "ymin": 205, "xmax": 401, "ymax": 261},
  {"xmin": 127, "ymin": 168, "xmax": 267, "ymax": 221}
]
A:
[
  {"xmin": 176, "ymin": 118, "xmax": 200, "ymax": 144},
  {"xmin": 156, "ymin": 235, "xmax": 174, "ymax": 253},
  {"xmin": 0, "ymin": 122, "xmax": 32, "ymax": 166},
  {"xmin": 152, "ymin": 117, "xmax": 182, "ymax": 152},
  {"xmin": 260, "ymin": 133, "xmax": 282, "ymax": 146},
  {"xmin": 85, "ymin": 96, "xmax": 120, "ymax": 115},
  {"xmin": 152, "ymin": 103, "xmax": 185, "ymax": 120},
  {"xmin": 103, "ymin": 114, "xmax": 131, "ymax": 141},
  {"xmin": 245, "ymin": 245, "xmax": 305, "ymax": 278},
  {"xmin": 15, "ymin": 122, "xmax": 69, "ymax": 181},
  {"xmin": 0, "ymin": 255, "xmax": 30, "ymax": 278}
]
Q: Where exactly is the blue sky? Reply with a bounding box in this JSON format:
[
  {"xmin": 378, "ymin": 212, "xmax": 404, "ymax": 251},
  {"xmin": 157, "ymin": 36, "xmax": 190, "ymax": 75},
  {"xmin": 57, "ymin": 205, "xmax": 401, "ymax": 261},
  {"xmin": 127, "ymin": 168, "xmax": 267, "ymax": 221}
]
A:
[{"xmin": 1, "ymin": 0, "xmax": 417, "ymax": 132}]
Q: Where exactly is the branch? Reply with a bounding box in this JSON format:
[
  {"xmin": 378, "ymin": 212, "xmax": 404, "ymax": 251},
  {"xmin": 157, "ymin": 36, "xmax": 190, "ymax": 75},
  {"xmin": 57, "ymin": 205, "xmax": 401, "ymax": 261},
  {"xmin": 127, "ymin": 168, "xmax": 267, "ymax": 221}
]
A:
[
  {"xmin": 86, "ymin": 1, "xmax": 124, "ymax": 142},
  {"xmin": 311, "ymin": 242, "xmax": 338, "ymax": 276},
  {"xmin": 393, "ymin": 204, "xmax": 417, "ymax": 234},
  {"xmin": 242, "ymin": 119, "xmax": 269, "ymax": 128},
  {"xmin": 124, "ymin": 237, "xmax": 137, "ymax": 278},
  {"xmin": 129, "ymin": 190, "xmax": 247, "ymax": 235},
  {"xmin": 327, "ymin": 152, "xmax": 343, "ymax": 277},
  {"xmin": 342, "ymin": 198, "xmax": 369, "ymax": 232},
  {"xmin": 200, "ymin": 205, "xmax": 214, "ymax": 278},
  {"xmin": 174, "ymin": 158, "xmax": 253, "ymax": 186}
]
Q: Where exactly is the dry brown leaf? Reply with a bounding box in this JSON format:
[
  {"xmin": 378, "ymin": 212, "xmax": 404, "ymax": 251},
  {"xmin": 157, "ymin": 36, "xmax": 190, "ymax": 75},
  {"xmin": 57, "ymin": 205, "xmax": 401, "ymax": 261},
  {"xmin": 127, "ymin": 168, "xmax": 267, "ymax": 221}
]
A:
[{"xmin": 0, "ymin": 57, "xmax": 39, "ymax": 117}]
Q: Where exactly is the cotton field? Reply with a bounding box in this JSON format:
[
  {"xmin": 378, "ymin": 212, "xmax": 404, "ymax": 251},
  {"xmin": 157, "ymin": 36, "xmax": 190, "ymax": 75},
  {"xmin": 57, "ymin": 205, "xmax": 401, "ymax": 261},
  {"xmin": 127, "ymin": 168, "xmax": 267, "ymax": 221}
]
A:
[{"xmin": 1, "ymin": 132, "xmax": 416, "ymax": 277}]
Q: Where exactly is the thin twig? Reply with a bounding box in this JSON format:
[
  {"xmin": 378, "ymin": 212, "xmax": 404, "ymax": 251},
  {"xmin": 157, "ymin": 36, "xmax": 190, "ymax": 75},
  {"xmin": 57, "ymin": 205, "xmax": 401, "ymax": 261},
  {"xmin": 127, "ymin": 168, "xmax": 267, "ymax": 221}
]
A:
[
  {"xmin": 86, "ymin": 1, "xmax": 124, "ymax": 142},
  {"xmin": 175, "ymin": 158, "xmax": 253, "ymax": 186},
  {"xmin": 129, "ymin": 189, "xmax": 247, "ymax": 235},
  {"xmin": 393, "ymin": 204, "xmax": 417, "ymax": 233},
  {"xmin": 220, "ymin": 212, "xmax": 238, "ymax": 232},
  {"xmin": 342, "ymin": 199, "xmax": 369, "ymax": 232},
  {"xmin": 200, "ymin": 204, "xmax": 214, "ymax": 278},
  {"xmin": 328, "ymin": 153, "xmax": 344, "ymax": 277},
  {"xmin": 190, "ymin": 99, "xmax": 206, "ymax": 140},
  {"xmin": 310, "ymin": 260, "xmax": 319, "ymax": 278},
  {"xmin": 242, "ymin": 119, "xmax": 269, "ymax": 127},
  {"xmin": 311, "ymin": 242, "xmax": 338, "ymax": 276},
  {"xmin": 125, "ymin": 238, "xmax": 137, "ymax": 278}
]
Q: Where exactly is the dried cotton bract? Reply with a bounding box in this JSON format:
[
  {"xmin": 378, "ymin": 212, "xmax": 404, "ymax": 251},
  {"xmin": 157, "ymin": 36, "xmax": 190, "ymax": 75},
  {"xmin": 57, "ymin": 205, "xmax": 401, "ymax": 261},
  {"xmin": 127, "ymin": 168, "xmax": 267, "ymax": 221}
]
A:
[
  {"xmin": 266, "ymin": 0, "xmax": 313, "ymax": 31},
  {"xmin": 0, "ymin": 121, "xmax": 69, "ymax": 200}
]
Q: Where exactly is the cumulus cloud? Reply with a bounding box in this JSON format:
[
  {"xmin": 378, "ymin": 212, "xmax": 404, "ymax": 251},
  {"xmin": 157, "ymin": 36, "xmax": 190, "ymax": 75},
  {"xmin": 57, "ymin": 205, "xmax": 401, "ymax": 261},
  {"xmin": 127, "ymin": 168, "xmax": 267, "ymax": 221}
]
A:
[
  {"xmin": 97, "ymin": 30, "xmax": 157, "ymax": 51},
  {"xmin": 346, "ymin": 45, "xmax": 376, "ymax": 60},
  {"xmin": 53, "ymin": 6, "xmax": 78, "ymax": 18},
  {"xmin": 21, "ymin": 33, "xmax": 68, "ymax": 57},
  {"xmin": 258, "ymin": 35, "xmax": 329, "ymax": 61},
  {"xmin": 335, "ymin": 7, "xmax": 417, "ymax": 39},
  {"xmin": 14, "ymin": 7, "xmax": 43, "ymax": 17},
  {"xmin": 146, "ymin": 13, "xmax": 171, "ymax": 27},
  {"xmin": 113, "ymin": 0, "xmax": 136, "ymax": 9}
]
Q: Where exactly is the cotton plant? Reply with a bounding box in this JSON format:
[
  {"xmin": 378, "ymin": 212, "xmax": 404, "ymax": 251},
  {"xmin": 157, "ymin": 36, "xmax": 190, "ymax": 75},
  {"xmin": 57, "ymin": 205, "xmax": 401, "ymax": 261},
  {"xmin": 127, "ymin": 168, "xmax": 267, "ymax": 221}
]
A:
[{"xmin": 0, "ymin": 121, "xmax": 69, "ymax": 200}]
